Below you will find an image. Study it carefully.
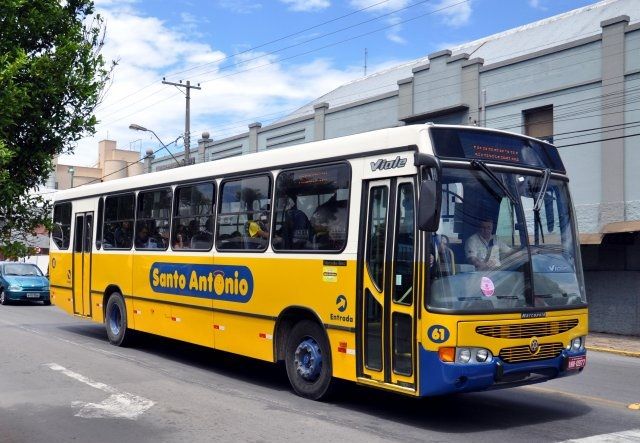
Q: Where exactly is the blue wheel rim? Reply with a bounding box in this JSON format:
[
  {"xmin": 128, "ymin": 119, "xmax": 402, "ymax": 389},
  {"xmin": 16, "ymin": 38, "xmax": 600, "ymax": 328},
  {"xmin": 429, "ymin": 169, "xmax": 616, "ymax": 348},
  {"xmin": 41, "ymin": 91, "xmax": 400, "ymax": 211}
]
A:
[
  {"xmin": 294, "ymin": 338, "xmax": 322, "ymax": 382},
  {"xmin": 109, "ymin": 303, "xmax": 122, "ymax": 336}
]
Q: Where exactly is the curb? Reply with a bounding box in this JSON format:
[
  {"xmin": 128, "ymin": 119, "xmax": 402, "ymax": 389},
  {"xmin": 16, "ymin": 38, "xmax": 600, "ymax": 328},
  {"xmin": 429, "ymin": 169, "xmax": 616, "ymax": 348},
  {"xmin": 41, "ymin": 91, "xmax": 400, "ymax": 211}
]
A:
[{"xmin": 586, "ymin": 345, "xmax": 640, "ymax": 358}]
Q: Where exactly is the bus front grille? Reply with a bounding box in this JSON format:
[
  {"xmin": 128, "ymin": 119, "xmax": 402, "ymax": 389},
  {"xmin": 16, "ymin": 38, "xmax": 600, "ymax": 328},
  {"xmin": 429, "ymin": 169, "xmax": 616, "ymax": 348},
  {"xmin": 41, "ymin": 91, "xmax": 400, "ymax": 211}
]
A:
[
  {"xmin": 476, "ymin": 320, "xmax": 578, "ymax": 339},
  {"xmin": 499, "ymin": 343, "xmax": 564, "ymax": 363}
]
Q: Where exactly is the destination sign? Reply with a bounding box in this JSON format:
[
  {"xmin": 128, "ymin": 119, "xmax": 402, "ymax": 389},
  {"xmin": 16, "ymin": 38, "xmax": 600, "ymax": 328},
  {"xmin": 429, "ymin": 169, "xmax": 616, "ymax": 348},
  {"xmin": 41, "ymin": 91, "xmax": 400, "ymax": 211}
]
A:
[{"xmin": 430, "ymin": 127, "xmax": 565, "ymax": 173}]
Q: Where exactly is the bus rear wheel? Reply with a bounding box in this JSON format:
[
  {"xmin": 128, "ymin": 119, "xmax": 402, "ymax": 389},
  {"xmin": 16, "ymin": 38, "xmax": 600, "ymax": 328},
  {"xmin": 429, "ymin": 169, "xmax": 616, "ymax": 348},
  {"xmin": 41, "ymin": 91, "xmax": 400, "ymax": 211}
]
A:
[
  {"xmin": 285, "ymin": 320, "xmax": 333, "ymax": 400},
  {"xmin": 105, "ymin": 292, "xmax": 133, "ymax": 346}
]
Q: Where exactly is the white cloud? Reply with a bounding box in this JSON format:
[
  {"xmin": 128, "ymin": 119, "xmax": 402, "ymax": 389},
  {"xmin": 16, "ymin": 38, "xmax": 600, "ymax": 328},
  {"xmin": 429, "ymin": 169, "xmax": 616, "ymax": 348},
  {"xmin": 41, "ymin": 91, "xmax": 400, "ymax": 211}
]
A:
[
  {"xmin": 66, "ymin": 2, "xmax": 359, "ymax": 167},
  {"xmin": 217, "ymin": 0, "xmax": 262, "ymax": 14},
  {"xmin": 280, "ymin": 0, "xmax": 331, "ymax": 12},
  {"xmin": 385, "ymin": 16, "xmax": 406, "ymax": 44},
  {"xmin": 349, "ymin": 0, "xmax": 409, "ymax": 12},
  {"xmin": 433, "ymin": 0, "xmax": 472, "ymax": 28},
  {"xmin": 528, "ymin": 0, "xmax": 547, "ymax": 10}
]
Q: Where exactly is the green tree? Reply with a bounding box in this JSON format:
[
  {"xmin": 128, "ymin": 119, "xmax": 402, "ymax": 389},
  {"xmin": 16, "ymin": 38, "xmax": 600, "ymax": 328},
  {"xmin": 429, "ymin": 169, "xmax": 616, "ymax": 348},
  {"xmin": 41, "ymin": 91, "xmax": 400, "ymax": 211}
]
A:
[{"xmin": 0, "ymin": 0, "xmax": 111, "ymax": 259}]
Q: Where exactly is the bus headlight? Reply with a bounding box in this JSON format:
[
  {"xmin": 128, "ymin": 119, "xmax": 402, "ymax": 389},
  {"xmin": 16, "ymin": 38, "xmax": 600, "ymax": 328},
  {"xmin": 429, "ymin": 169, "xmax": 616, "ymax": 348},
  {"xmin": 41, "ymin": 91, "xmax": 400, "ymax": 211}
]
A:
[
  {"xmin": 568, "ymin": 336, "xmax": 585, "ymax": 351},
  {"xmin": 452, "ymin": 347, "xmax": 493, "ymax": 364},
  {"xmin": 476, "ymin": 348, "xmax": 490, "ymax": 362}
]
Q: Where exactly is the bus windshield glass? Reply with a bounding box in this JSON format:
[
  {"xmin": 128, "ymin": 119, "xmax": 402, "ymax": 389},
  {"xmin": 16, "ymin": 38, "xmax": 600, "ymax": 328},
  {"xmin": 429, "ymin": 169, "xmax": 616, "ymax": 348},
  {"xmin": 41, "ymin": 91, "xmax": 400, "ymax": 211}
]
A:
[{"xmin": 428, "ymin": 166, "xmax": 586, "ymax": 312}]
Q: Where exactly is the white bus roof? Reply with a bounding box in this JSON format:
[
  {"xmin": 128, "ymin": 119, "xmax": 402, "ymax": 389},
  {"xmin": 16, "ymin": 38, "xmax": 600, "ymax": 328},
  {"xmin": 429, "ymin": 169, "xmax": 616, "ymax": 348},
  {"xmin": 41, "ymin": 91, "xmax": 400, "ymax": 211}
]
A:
[{"xmin": 52, "ymin": 124, "xmax": 552, "ymax": 202}]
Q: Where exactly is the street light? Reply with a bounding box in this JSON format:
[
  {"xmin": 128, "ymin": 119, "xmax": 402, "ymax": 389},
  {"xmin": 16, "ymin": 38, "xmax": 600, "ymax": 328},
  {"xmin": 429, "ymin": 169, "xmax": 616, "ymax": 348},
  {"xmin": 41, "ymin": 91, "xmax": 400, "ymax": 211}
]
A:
[
  {"xmin": 68, "ymin": 166, "xmax": 75, "ymax": 188},
  {"xmin": 129, "ymin": 124, "xmax": 182, "ymax": 167}
]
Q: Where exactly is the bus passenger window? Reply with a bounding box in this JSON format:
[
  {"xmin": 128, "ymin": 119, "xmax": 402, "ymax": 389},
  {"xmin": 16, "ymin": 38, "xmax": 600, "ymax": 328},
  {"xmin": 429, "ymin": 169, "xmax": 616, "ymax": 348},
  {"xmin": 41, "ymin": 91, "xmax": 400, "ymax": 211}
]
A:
[
  {"xmin": 52, "ymin": 203, "xmax": 72, "ymax": 250},
  {"xmin": 135, "ymin": 188, "xmax": 172, "ymax": 250},
  {"xmin": 273, "ymin": 163, "xmax": 350, "ymax": 252},
  {"xmin": 172, "ymin": 183, "xmax": 215, "ymax": 250},
  {"xmin": 103, "ymin": 194, "xmax": 134, "ymax": 249},
  {"xmin": 216, "ymin": 175, "xmax": 272, "ymax": 251}
]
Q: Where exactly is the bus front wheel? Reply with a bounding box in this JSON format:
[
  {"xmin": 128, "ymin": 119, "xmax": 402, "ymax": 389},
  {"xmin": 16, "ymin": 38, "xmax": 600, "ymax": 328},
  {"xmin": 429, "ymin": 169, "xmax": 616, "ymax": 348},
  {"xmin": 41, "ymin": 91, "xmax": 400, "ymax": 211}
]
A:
[
  {"xmin": 285, "ymin": 320, "xmax": 333, "ymax": 400},
  {"xmin": 105, "ymin": 293, "xmax": 133, "ymax": 347}
]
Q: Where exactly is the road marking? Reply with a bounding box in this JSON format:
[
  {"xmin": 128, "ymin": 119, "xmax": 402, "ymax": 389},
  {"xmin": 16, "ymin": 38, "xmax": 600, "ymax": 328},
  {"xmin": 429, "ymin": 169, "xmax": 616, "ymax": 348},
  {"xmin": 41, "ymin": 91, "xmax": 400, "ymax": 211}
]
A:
[
  {"xmin": 629, "ymin": 403, "xmax": 640, "ymax": 411},
  {"xmin": 46, "ymin": 363, "xmax": 154, "ymax": 420},
  {"xmin": 561, "ymin": 428, "xmax": 640, "ymax": 442},
  {"xmin": 521, "ymin": 385, "xmax": 630, "ymax": 409}
]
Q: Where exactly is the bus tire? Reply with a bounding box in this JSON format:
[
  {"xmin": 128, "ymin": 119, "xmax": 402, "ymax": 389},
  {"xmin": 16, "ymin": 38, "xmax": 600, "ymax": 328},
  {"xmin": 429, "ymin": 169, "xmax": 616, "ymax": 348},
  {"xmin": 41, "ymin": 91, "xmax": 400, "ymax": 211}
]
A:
[
  {"xmin": 105, "ymin": 292, "xmax": 133, "ymax": 347},
  {"xmin": 285, "ymin": 320, "xmax": 333, "ymax": 400}
]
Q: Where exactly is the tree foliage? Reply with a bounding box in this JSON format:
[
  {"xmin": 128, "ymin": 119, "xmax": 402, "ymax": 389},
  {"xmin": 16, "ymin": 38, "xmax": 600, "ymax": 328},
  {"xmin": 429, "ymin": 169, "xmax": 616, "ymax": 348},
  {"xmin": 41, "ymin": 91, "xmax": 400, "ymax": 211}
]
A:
[{"xmin": 0, "ymin": 0, "xmax": 110, "ymax": 259}]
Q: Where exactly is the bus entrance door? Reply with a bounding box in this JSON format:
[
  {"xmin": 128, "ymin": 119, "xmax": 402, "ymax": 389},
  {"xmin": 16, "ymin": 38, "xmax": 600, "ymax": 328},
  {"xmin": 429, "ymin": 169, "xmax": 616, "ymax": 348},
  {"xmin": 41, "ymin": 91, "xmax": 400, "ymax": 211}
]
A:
[
  {"xmin": 359, "ymin": 178, "xmax": 417, "ymax": 391},
  {"xmin": 72, "ymin": 212, "xmax": 93, "ymax": 316}
]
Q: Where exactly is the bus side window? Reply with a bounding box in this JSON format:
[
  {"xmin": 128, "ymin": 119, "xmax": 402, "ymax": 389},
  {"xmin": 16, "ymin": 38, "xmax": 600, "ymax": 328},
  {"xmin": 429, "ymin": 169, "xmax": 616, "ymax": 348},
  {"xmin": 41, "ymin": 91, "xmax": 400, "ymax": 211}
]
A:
[
  {"xmin": 52, "ymin": 202, "xmax": 72, "ymax": 250},
  {"xmin": 272, "ymin": 163, "xmax": 350, "ymax": 252},
  {"xmin": 172, "ymin": 182, "xmax": 215, "ymax": 251},
  {"xmin": 216, "ymin": 175, "xmax": 272, "ymax": 252},
  {"xmin": 104, "ymin": 193, "xmax": 135, "ymax": 250},
  {"xmin": 135, "ymin": 188, "xmax": 172, "ymax": 250}
]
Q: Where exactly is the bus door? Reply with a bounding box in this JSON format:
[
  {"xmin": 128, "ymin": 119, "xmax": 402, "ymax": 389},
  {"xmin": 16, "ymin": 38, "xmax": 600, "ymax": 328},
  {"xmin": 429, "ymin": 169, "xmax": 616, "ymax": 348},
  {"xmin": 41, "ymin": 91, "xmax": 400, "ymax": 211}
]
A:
[
  {"xmin": 359, "ymin": 178, "xmax": 417, "ymax": 390},
  {"xmin": 73, "ymin": 212, "xmax": 93, "ymax": 316}
]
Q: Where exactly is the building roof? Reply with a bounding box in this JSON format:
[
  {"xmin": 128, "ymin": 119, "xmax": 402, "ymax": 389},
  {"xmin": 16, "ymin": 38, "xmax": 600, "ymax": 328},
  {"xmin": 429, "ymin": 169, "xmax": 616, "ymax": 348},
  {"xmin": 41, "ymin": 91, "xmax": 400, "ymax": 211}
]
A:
[{"xmin": 283, "ymin": 0, "xmax": 637, "ymax": 121}]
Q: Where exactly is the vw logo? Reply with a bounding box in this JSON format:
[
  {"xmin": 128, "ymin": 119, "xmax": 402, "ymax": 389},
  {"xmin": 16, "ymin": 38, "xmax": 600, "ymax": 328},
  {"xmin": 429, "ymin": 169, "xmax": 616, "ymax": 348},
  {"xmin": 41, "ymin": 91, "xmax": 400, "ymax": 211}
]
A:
[{"xmin": 529, "ymin": 337, "xmax": 540, "ymax": 355}]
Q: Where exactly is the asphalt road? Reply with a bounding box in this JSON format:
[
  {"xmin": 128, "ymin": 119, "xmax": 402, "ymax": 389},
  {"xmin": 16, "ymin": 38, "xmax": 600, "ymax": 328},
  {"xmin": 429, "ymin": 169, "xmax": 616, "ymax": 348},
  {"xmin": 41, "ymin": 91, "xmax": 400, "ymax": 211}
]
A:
[{"xmin": 1, "ymin": 303, "xmax": 638, "ymax": 443}]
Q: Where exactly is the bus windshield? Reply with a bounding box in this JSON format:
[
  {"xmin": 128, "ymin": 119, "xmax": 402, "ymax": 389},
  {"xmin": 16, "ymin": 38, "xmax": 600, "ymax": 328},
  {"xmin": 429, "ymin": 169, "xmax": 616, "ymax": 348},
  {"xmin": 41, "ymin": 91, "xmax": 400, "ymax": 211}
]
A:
[{"xmin": 428, "ymin": 165, "xmax": 586, "ymax": 312}]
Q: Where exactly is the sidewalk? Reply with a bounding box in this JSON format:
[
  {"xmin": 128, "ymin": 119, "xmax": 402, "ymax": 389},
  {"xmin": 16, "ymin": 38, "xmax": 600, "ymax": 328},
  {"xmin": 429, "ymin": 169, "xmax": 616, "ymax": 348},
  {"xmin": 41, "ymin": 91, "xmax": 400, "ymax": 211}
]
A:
[{"xmin": 586, "ymin": 332, "xmax": 640, "ymax": 358}]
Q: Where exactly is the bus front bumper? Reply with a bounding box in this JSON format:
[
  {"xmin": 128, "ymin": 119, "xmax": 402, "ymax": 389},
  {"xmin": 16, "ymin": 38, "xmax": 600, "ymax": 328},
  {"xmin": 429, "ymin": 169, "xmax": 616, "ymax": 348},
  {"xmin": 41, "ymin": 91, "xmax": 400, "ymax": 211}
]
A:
[{"xmin": 418, "ymin": 345, "xmax": 586, "ymax": 397}]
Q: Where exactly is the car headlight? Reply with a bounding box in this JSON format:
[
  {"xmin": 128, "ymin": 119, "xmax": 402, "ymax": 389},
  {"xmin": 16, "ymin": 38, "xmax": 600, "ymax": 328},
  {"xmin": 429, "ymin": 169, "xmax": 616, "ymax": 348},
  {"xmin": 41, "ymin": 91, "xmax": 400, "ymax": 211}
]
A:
[{"xmin": 8, "ymin": 284, "xmax": 21, "ymax": 291}]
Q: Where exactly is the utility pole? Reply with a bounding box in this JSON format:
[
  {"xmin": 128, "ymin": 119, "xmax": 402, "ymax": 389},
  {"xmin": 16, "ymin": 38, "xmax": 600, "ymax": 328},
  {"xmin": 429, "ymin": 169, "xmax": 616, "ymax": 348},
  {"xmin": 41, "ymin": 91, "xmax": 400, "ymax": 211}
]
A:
[{"xmin": 162, "ymin": 78, "xmax": 201, "ymax": 165}]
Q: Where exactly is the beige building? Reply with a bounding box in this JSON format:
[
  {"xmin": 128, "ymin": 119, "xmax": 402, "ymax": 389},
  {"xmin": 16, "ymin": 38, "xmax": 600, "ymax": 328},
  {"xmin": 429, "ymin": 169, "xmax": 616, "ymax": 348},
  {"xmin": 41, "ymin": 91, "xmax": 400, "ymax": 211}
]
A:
[{"xmin": 51, "ymin": 140, "xmax": 144, "ymax": 190}]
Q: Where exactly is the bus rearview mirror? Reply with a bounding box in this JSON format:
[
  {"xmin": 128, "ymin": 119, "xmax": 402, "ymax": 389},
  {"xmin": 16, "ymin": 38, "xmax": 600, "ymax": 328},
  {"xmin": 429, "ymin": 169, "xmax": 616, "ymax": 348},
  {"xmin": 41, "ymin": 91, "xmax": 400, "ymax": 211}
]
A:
[{"xmin": 418, "ymin": 180, "xmax": 441, "ymax": 232}]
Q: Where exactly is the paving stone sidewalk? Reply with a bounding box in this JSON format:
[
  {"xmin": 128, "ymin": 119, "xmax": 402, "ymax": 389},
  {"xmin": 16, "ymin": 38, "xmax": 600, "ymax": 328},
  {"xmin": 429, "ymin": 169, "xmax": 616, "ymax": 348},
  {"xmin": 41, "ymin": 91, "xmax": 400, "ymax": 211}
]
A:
[{"xmin": 587, "ymin": 332, "xmax": 640, "ymax": 357}]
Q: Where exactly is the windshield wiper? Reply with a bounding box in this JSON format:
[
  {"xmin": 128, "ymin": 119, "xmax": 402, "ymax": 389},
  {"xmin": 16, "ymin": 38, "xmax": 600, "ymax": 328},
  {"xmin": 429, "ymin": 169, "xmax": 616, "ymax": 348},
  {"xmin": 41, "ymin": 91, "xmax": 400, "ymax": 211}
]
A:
[
  {"xmin": 533, "ymin": 168, "xmax": 551, "ymax": 212},
  {"xmin": 471, "ymin": 160, "xmax": 517, "ymax": 205}
]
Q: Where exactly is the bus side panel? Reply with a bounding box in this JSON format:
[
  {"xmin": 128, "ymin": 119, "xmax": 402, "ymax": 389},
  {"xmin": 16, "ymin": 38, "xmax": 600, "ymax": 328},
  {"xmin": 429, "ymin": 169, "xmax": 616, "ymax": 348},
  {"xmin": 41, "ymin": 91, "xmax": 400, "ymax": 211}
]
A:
[
  {"xmin": 50, "ymin": 251, "xmax": 73, "ymax": 315},
  {"xmin": 327, "ymin": 329, "xmax": 357, "ymax": 381},
  {"xmin": 212, "ymin": 256, "xmax": 358, "ymax": 375},
  {"xmin": 133, "ymin": 253, "xmax": 213, "ymax": 348},
  {"xmin": 91, "ymin": 252, "xmax": 134, "ymax": 326},
  {"xmin": 213, "ymin": 313, "xmax": 274, "ymax": 361}
]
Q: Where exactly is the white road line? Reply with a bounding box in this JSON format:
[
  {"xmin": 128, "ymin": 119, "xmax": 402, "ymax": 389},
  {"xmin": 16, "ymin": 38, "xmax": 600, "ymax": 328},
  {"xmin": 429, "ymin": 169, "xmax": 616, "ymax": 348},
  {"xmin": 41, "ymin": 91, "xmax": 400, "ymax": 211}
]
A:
[
  {"xmin": 46, "ymin": 363, "xmax": 154, "ymax": 420},
  {"xmin": 561, "ymin": 429, "xmax": 640, "ymax": 442}
]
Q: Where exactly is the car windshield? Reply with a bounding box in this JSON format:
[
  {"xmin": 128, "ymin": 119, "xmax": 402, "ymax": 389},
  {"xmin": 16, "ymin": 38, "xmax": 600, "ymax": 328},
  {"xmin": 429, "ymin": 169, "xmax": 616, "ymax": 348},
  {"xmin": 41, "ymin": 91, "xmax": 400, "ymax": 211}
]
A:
[
  {"xmin": 428, "ymin": 166, "xmax": 586, "ymax": 312},
  {"xmin": 3, "ymin": 264, "xmax": 43, "ymax": 277}
]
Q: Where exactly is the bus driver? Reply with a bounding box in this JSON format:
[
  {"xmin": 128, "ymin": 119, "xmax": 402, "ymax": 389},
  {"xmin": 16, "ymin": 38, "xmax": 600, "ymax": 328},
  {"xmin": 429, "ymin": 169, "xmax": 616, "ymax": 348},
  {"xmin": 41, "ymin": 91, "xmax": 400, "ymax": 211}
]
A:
[{"xmin": 465, "ymin": 218, "xmax": 512, "ymax": 271}]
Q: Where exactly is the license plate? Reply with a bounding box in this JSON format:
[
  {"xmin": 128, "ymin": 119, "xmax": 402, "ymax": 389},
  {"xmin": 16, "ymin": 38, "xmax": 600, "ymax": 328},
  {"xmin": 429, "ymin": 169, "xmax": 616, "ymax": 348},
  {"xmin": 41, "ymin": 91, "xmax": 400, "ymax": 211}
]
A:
[
  {"xmin": 26, "ymin": 293, "xmax": 40, "ymax": 298},
  {"xmin": 567, "ymin": 355, "xmax": 586, "ymax": 370}
]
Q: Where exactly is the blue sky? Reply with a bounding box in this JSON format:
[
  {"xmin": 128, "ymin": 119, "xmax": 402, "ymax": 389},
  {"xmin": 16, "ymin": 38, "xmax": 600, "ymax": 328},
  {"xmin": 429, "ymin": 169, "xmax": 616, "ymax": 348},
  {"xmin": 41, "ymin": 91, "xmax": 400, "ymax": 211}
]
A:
[{"xmin": 67, "ymin": 0, "xmax": 597, "ymax": 166}]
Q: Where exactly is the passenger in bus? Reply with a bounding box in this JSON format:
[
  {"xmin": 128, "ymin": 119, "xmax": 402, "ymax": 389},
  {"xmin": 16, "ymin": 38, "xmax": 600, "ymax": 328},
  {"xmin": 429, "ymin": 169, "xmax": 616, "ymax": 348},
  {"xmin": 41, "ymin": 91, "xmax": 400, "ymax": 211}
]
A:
[
  {"xmin": 310, "ymin": 193, "xmax": 346, "ymax": 250},
  {"xmin": 173, "ymin": 224, "xmax": 187, "ymax": 249},
  {"xmin": 114, "ymin": 221, "xmax": 132, "ymax": 248},
  {"xmin": 135, "ymin": 225, "xmax": 158, "ymax": 249},
  {"xmin": 434, "ymin": 234, "xmax": 456, "ymax": 276},
  {"xmin": 247, "ymin": 209, "xmax": 270, "ymax": 240},
  {"xmin": 279, "ymin": 198, "xmax": 311, "ymax": 249},
  {"xmin": 465, "ymin": 218, "xmax": 512, "ymax": 270}
]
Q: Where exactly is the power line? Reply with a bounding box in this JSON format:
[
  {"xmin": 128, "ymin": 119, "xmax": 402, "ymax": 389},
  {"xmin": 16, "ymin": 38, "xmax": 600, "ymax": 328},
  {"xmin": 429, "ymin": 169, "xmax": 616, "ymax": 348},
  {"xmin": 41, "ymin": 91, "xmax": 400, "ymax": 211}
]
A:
[{"xmin": 94, "ymin": 0, "xmax": 396, "ymax": 114}]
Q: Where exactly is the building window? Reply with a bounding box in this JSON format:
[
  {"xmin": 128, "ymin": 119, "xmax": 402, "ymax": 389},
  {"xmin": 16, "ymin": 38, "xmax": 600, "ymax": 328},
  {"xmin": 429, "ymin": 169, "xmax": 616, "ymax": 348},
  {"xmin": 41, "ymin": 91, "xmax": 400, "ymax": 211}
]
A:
[{"xmin": 524, "ymin": 105, "xmax": 553, "ymax": 144}]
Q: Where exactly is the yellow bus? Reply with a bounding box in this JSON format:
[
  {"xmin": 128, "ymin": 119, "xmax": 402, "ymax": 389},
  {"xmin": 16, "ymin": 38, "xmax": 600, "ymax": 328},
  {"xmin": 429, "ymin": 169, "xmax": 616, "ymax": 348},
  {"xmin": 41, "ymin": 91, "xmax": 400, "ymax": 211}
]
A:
[{"xmin": 49, "ymin": 124, "xmax": 588, "ymax": 399}]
